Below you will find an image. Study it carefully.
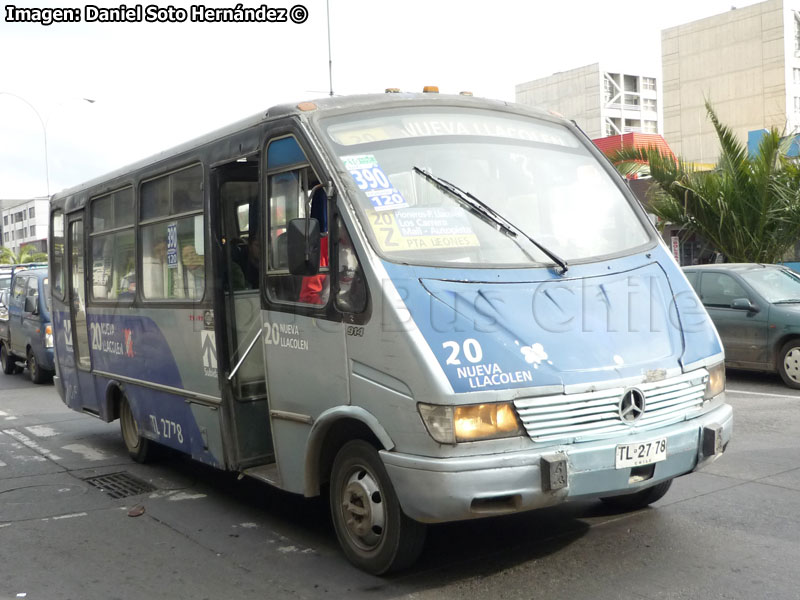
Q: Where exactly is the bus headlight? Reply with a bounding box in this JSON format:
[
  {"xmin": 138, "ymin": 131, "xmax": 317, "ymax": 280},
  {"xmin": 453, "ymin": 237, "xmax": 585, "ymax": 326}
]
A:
[
  {"xmin": 45, "ymin": 325, "xmax": 54, "ymax": 348},
  {"xmin": 704, "ymin": 362, "xmax": 725, "ymax": 400},
  {"xmin": 418, "ymin": 402, "xmax": 524, "ymax": 444}
]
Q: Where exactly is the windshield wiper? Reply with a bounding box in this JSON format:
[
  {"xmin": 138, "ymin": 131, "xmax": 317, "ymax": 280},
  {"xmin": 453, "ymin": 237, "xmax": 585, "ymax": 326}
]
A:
[
  {"xmin": 773, "ymin": 299, "xmax": 800, "ymax": 304},
  {"xmin": 412, "ymin": 167, "xmax": 568, "ymax": 274}
]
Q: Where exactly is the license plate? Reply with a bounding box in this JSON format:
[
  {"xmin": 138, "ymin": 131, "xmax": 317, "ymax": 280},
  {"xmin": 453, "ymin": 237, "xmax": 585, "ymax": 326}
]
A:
[{"xmin": 615, "ymin": 438, "xmax": 667, "ymax": 469}]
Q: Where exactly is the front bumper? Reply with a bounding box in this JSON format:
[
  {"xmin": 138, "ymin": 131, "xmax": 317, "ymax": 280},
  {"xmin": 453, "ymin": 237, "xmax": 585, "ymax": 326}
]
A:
[{"xmin": 381, "ymin": 401, "xmax": 732, "ymax": 524}]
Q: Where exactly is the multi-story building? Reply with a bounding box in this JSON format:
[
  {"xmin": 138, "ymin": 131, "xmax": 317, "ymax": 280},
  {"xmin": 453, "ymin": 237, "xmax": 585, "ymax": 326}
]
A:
[
  {"xmin": 662, "ymin": 0, "xmax": 800, "ymax": 164},
  {"xmin": 515, "ymin": 63, "xmax": 662, "ymax": 139},
  {"xmin": 0, "ymin": 198, "xmax": 49, "ymax": 256}
]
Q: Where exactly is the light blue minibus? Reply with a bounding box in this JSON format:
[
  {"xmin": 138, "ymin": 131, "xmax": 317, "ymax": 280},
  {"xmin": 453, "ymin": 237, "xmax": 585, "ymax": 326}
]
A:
[{"xmin": 50, "ymin": 92, "xmax": 731, "ymax": 574}]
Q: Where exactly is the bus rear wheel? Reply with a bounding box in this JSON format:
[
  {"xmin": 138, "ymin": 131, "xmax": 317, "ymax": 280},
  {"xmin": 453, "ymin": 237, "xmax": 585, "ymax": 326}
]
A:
[
  {"xmin": 329, "ymin": 440, "xmax": 426, "ymax": 575},
  {"xmin": 120, "ymin": 396, "xmax": 154, "ymax": 463}
]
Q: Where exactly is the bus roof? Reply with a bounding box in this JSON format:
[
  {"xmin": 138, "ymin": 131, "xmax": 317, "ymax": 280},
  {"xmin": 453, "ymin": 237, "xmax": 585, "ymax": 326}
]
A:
[{"xmin": 50, "ymin": 93, "xmax": 553, "ymax": 204}]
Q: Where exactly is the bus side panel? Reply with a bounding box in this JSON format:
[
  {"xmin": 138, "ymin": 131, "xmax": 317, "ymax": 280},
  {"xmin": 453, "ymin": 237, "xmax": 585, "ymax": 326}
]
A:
[
  {"xmin": 85, "ymin": 307, "xmax": 225, "ymax": 466},
  {"xmin": 53, "ymin": 305, "xmax": 228, "ymax": 467},
  {"xmin": 117, "ymin": 381, "xmax": 224, "ymax": 467},
  {"xmin": 52, "ymin": 308, "xmax": 85, "ymax": 411},
  {"xmin": 86, "ymin": 308, "xmax": 220, "ymax": 397},
  {"xmin": 261, "ymin": 310, "xmax": 348, "ymax": 494}
]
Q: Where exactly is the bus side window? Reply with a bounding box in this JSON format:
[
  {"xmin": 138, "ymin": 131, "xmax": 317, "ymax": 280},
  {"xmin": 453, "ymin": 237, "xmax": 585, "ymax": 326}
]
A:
[
  {"xmin": 139, "ymin": 165, "xmax": 205, "ymax": 301},
  {"xmin": 265, "ymin": 136, "xmax": 329, "ymax": 305}
]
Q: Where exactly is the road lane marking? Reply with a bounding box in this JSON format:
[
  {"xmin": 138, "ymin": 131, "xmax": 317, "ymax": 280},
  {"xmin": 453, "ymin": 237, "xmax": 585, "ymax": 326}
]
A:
[
  {"xmin": 2, "ymin": 429, "xmax": 62, "ymax": 461},
  {"xmin": 167, "ymin": 492, "xmax": 207, "ymax": 501},
  {"xmin": 41, "ymin": 513, "xmax": 89, "ymax": 522},
  {"xmin": 52, "ymin": 512, "xmax": 88, "ymax": 520},
  {"xmin": 25, "ymin": 425, "xmax": 59, "ymax": 438},
  {"xmin": 727, "ymin": 388, "xmax": 800, "ymax": 399},
  {"xmin": 61, "ymin": 444, "xmax": 109, "ymax": 461}
]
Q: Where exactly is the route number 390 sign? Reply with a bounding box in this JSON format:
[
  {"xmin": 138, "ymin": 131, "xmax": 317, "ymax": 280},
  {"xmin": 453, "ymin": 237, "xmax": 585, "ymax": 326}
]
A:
[{"xmin": 342, "ymin": 154, "xmax": 408, "ymax": 211}]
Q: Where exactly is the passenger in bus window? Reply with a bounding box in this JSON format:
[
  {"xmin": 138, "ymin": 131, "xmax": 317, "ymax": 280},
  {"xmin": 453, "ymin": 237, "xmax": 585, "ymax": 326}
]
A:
[
  {"xmin": 298, "ymin": 186, "xmax": 329, "ymax": 304},
  {"xmin": 243, "ymin": 233, "xmax": 260, "ymax": 288},
  {"xmin": 118, "ymin": 272, "xmax": 136, "ymax": 302}
]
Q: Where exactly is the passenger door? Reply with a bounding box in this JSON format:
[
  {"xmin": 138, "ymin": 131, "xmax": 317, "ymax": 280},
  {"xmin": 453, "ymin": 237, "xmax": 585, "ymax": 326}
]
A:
[
  {"xmin": 698, "ymin": 271, "xmax": 768, "ymax": 366},
  {"xmin": 67, "ymin": 217, "xmax": 100, "ymax": 412},
  {"xmin": 260, "ymin": 132, "xmax": 349, "ymax": 493},
  {"xmin": 212, "ymin": 159, "xmax": 274, "ymax": 468}
]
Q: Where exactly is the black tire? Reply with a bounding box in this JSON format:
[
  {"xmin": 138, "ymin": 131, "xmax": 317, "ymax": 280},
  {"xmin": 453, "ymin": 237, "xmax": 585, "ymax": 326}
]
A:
[
  {"xmin": 329, "ymin": 440, "xmax": 427, "ymax": 575},
  {"xmin": 0, "ymin": 344, "xmax": 15, "ymax": 375},
  {"xmin": 120, "ymin": 395, "xmax": 154, "ymax": 463},
  {"xmin": 777, "ymin": 339, "xmax": 800, "ymax": 389},
  {"xmin": 27, "ymin": 349, "xmax": 49, "ymax": 384},
  {"xmin": 600, "ymin": 478, "xmax": 673, "ymax": 510}
]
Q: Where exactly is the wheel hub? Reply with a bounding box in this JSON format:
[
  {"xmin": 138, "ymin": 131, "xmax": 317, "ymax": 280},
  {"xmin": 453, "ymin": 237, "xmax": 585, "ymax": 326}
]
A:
[
  {"xmin": 341, "ymin": 468, "xmax": 385, "ymax": 549},
  {"xmin": 785, "ymin": 347, "xmax": 800, "ymax": 382}
]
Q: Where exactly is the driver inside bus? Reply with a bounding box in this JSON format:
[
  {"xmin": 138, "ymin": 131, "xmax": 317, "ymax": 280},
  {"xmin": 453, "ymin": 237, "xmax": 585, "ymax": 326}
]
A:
[
  {"xmin": 298, "ymin": 185, "xmax": 330, "ymax": 305},
  {"xmin": 231, "ymin": 231, "xmax": 260, "ymax": 291}
]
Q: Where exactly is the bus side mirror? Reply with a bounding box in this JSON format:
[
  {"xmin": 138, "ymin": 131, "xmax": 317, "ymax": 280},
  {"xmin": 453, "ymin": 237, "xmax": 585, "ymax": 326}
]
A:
[{"xmin": 287, "ymin": 217, "xmax": 321, "ymax": 276}]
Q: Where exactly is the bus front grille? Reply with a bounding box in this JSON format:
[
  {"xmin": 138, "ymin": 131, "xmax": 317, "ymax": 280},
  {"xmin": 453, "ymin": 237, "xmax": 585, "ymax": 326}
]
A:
[{"xmin": 513, "ymin": 369, "xmax": 708, "ymax": 444}]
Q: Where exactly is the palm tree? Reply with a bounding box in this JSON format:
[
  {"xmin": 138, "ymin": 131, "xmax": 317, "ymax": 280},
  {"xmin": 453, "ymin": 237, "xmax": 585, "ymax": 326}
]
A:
[
  {"xmin": 606, "ymin": 101, "xmax": 800, "ymax": 264},
  {"xmin": 0, "ymin": 244, "xmax": 48, "ymax": 265}
]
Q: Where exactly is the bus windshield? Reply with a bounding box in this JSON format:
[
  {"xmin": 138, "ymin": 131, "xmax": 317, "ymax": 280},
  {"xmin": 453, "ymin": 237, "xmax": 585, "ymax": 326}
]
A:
[{"xmin": 322, "ymin": 108, "xmax": 651, "ymax": 268}]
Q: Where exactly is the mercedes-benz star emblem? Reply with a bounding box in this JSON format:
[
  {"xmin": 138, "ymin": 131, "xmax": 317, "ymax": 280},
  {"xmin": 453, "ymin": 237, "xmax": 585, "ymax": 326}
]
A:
[{"xmin": 619, "ymin": 388, "xmax": 646, "ymax": 424}]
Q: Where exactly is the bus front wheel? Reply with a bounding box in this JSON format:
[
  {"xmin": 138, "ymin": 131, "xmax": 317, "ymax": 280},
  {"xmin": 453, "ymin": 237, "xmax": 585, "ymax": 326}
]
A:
[
  {"xmin": 120, "ymin": 396, "xmax": 154, "ymax": 463},
  {"xmin": 329, "ymin": 440, "xmax": 426, "ymax": 575}
]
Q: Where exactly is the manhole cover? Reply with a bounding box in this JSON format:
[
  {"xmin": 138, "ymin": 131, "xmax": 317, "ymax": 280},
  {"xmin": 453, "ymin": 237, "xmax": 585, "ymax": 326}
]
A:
[{"xmin": 85, "ymin": 472, "xmax": 156, "ymax": 499}]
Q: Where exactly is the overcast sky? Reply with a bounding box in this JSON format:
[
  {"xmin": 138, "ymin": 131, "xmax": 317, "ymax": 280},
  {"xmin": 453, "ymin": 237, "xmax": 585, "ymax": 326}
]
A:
[{"xmin": 0, "ymin": 0, "xmax": 763, "ymax": 199}]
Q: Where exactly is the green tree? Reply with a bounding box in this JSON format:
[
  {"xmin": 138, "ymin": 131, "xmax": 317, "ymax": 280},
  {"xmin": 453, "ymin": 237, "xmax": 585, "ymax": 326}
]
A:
[
  {"xmin": 0, "ymin": 244, "xmax": 47, "ymax": 265},
  {"xmin": 606, "ymin": 101, "xmax": 800, "ymax": 263}
]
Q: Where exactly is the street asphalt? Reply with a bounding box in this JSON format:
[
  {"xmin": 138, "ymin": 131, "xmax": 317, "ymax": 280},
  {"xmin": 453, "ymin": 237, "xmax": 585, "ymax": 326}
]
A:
[{"xmin": 1, "ymin": 368, "xmax": 798, "ymax": 599}]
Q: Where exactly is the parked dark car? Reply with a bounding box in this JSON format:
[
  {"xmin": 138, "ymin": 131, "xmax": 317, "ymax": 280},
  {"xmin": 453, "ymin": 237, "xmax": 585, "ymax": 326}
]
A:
[
  {"xmin": 0, "ymin": 267, "xmax": 54, "ymax": 383},
  {"xmin": 683, "ymin": 263, "xmax": 800, "ymax": 388}
]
